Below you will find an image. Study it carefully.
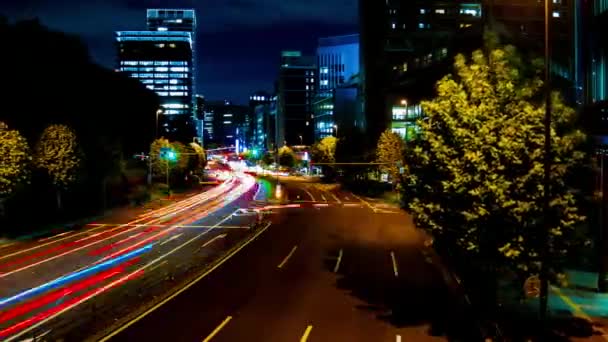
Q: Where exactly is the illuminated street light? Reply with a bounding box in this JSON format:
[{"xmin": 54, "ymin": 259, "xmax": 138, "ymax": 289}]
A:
[
  {"xmin": 400, "ymin": 99, "xmax": 407, "ymax": 106},
  {"xmin": 333, "ymin": 124, "xmax": 338, "ymax": 137}
]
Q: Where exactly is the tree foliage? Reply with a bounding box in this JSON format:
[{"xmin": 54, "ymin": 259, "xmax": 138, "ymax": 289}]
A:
[
  {"xmin": 189, "ymin": 142, "xmax": 207, "ymax": 171},
  {"xmin": 403, "ymin": 43, "xmax": 588, "ymax": 282},
  {"xmin": 312, "ymin": 136, "xmax": 337, "ymax": 164},
  {"xmin": 376, "ymin": 130, "xmax": 405, "ymax": 183},
  {"xmin": 0, "ymin": 122, "xmax": 30, "ymax": 198},
  {"xmin": 34, "ymin": 124, "xmax": 81, "ymax": 189},
  {"xmin": 278, "ymin": 146, "xmax": 297, "ymax": 168}
]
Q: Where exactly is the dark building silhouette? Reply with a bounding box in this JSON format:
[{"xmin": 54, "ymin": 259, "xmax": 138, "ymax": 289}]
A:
[
  {"xmin": 277, "ymin": 51, "xmax": 316, "ymax": 147},
  {"xmin": 359, "ymin": 0, "xmax": 483, "ymax": 144}
]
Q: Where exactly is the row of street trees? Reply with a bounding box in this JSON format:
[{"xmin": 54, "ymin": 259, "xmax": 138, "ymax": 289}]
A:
[
  {"xmin": 397, "ymin": 37, "xmax": 591, "ymax": 312},
  {"xmin": 1, "ymin": 123, "xmax": 82, "ymax": 212}
]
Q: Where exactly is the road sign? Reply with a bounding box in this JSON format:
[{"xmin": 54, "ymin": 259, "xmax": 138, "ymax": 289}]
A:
[{"xmin": 524, "ymin": 275, "xmax": 541, "ymax": 298}]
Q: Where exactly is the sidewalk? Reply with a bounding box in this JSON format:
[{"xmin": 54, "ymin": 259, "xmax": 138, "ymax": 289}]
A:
[{"xmin": 493, "ymin": 269, "xmax": 608, "ymax": 341}]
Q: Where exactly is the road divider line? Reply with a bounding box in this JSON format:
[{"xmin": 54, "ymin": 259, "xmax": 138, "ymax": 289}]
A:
[
  {"xmin": 334, "ymin": 249, "xmax": 343, "ymax": 273},
  {"xmin": 202, "ymin": 316, "xmax": 233, "ymax": 342},
  {"xmin": 396, "ymin": 334, "xmax": 402, "ymax": 342},
  {"xmin": 304, "ymin": 189, "xmax": 316, "ymax": 202},
  {"xmin": 328, "ymin": 192, "xmax": 341, "ymax": 203},
  {"xmin": 551, "ymin": 286, "xmax": 608, "ymax": 340},
  {"xmin": 201, "ymin": 234, "xmax": 227, "ymax": 248},
  {"xmin": 313, "ymin": 203, "xmax": 329, "ymax": 207},
  {"xmin": 160, "ymin": 233, "xmax": 183, "ymax": 246},
  {"xmin": 352, "ymin": 194, "xmax": 377, "ymax": 213},
  {"xmin": 300, "ymin": 325, "xmax": 313, "ymax": 342},
  {"xmin": 390, "ymin": 251, "xmax": 399, "ymax": 277},
  {"xmin": 277, "ymin": 245, "xmax": 298, "ymax": 269},
  {"xmin": 148, "ymin": 260, "xmax": 168, "ymax": 272},
  {"xmin": 97, "ymin": 221, "xmax": 272, "ymax": 342},
  {"xmin": 321, "ymin": 194, "xmax": 327, "ymax": 202}
]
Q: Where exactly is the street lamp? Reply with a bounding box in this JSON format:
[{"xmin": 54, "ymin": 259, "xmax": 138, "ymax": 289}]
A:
[
  {"xmin": 298, "ymin": 135, "xmax": 303, "ymax": 145},
  {"xmin": 333, "ymin": 124, "xmax": 338, "ymax": 137},
  {"xmin": 400, "ymin": 99, "xmax": 407, "ymax": 106},
  {"xmin": 539, "ymin": 0, "xmax": 552, "ymax": 325},
  {"xmin": 155, "ymin": 109, "xmax": 163, "ymax": 138}
]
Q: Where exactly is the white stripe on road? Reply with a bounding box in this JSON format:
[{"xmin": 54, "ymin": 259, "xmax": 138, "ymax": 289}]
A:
[
  {"xmin": 159, "ymin": 233, "xmax": 183, "ymax": 246},
  {"xmin": 329, "ymin": 192, "xmax": 341, "ymax": 203},
  {"xmin": 313, "ymin": 203, "xmax": 329, "ymax": 207},
  {"xmin": 396, "ymin": 335, "xmax": 402, "ymax": 342},
  {"xmin": 96, "ymin": 221, "xmax": 273, "ymax": 342},
  {"xmin": 277, "ymin": 245, "xmax": 298, "ymax": 269},
  {"xmin": 38, "ymin": 231, "xmax": 72, "ymax": 242},
  {"xmin": 201, "ymin": 234, "xmax": 227, "ymax": 248},
  {"xmin": 334, "ymin": 249, "xmax": 343, "ymax": 273},
  {"xmin": 320, "ymin": 194, "xmax": 327, "ymax": 202},
  {"xmin": 352, "ymin": 194, "xmax": 377, "ymax": 213},
  {"xmin": 391, "ymin": 251, "xmax": 399, "ymax": 277},
  {"xmin": 304, "ymin": 189, "xmax": 316, "ymax": 202}
]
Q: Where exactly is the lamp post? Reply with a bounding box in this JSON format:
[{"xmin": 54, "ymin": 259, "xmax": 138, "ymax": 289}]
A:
[
  {"xmin": 539, "ymin": 0, "xmax": 552, "ymax": 325},
  {"xmin": 333, "ymin": 124, "xmax": 338, "ymax": 138},
  {"xmin": 298, "ymin": 135, "xmax": 303, "ymax": 145},
  {"xmin": 155, "ymin": 109, "xmax": 163, "ymax": 138}
]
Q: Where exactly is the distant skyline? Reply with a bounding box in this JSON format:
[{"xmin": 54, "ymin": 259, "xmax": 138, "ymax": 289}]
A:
[{"xmin": 0, "ymin": 0, "xmax": 358, "ymax": 104}]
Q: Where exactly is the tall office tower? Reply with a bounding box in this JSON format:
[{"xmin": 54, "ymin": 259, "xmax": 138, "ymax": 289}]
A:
[
  {"xmin": 249, "ymin": 92, "xmax": 273, "ymax": 150},
  {"xmin": 195, "ymin": 94, "xmax": 205, "ymax": 144},
  {"xmin": 116, "ymin": 9, "xmax": 197, "ymax": 141},
  {"xmin": 489, "ymin": 0, "xmax": 580, "ymax": 103},
  {"xmin": 586, "ymin": 0, "xmax": 608, "ymax": 104},
  {"xmin": 277, "ymin": 51, "xmax": 316, "ymax": 147},
  {"xmin": 359, "ymin": 0, "xmax": 483, "ymax": 144},
  {"xmin": 314, "ymin": 34, "xmax": 360, "ymax": 141}
]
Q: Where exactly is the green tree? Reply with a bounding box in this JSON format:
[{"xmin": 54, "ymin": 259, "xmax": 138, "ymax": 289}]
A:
[
  {"xmin": 278, "ymin": 146, "xmax": 297, "ymax": 168},
  {"xmin": 34, "ymin": 124, "xmax": 82, "ymax": 210},
  {"xmin": 150, "ymin": 138, "xmax": 172, "ymax": 175},
  {"xmin": 0, "ymin": 122, "xmax": 31, "ymax": 215},
  {"xmin": 312, "ymin": 136, "xmax": 337, "ymax": 178},
  {"xmin": 376, "ymin": 130, "xmax": 405, "ymax": 184},
  {"xmin": 403, "ymin": 43, "xmax": 588, "ymax": 290},
  {"xmin": 189, "ymin": 142, "xmax": 207, "ymax": 171}
]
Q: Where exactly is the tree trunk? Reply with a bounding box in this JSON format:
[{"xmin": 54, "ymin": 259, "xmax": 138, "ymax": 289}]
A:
[{"xmin": 56, "ymin": 189, "xmax": 62, "ymax": 211}]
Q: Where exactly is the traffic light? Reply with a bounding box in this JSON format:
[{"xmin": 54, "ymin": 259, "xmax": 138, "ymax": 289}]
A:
[{"xmin": 159, "ymin": 147, "xmax": 177, "ymax": 161}]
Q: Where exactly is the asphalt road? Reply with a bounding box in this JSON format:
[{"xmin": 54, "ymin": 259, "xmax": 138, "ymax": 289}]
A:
[
  {"xmin": 101, "ymin": 180, "xmax": 482, "ymax": 342},
  {"xmin": 0, "ymin": 173, "xmax": 265, "ymax": 341}
]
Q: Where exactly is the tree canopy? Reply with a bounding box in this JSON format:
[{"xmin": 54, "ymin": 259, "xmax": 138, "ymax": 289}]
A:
[
  {"xmin": 403, "ymin": 43, "xmax": 588, "ymax": 282},
  {"xmin": 376, "ymin": 130, "xmax": 405, "ymax": 184},
  {"xmin": 312, "ymin": 136, "xmax": 337, "ymax": 164},
  {"xmin": 34, "ymin": 124, "xmax": 82, "ymax": 189},
  {"xmin": 278, "ymin": 146, "xmax": 297, "ymax": 168},
  {"xmin": 0, "ymin": 122, "xmax": 30, "ymax": 199}
]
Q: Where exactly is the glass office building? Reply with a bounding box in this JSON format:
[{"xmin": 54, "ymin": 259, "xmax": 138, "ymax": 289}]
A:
[{"xmin": 116, "ymin": 31, "xmax": 193, "ymax": 118}]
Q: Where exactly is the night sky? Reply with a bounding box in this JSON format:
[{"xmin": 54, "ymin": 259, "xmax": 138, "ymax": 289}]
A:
[{"xmin": 0, "ymin": 0, "xmax": 358, "ymax": 104}]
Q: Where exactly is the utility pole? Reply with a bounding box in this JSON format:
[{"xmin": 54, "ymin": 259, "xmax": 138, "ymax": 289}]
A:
[{"xmin": 539, "ymin": 0, "xmax": 552, "ymax": 325}]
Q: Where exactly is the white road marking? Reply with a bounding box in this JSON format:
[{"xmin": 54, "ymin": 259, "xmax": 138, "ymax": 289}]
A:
[
  {"xmin": 321, "ymin": 194, "xmax": 327, "ymax": 202},
  {"xmin": 313, "ymin": 203, "xmax": 329, "ymax": 207},
  {"xmin": 391, "ymin": 251, "xmax": 399, "ymax": 277},
  {"xmin": 304, "ymin": 189, "xmax": 316, "ymax": 202},
  {"xmin": 329, "ymin": 192, "xmax": 341, "ymax": 203},
  {"xmin": 201, "ymin": 234, "xmax": 227, "ymax": 248},
  {"xmin": 352, "ymin": 194, "xmax": 378, "ymax": 213},
  {"xmin": 38, "ymin": 231, "xmax": 72, "ymax": 242},
  {"xmin": 159, "ymin": 233, "xmax": 183, "ymax": 246},
  {"xmin": 277, "ymin": 245, "xmax": 298, "ymax": 269},
  {"xmin": 96, "ymin": 221, "xmax": 273, "ymax": 342},
  {"xmin": 396, "ymin": 335, "xmax": 402, "ymax": 342},
  {"xmin": 334, "ymin": 249, "xmax": 343, "ymax": 273}
]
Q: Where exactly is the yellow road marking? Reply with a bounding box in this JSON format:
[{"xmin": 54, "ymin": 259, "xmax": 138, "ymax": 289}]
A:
[
  {"xmin": 390, "ymin": 251, "xmax": 399, "ymax": 277},
  {"xmin": 97, "ymin": 222, "xmax": 272, "ymax": 342},
  {"xmin": 202, "ymin": 316, "xmax": 232, "ymax": 342},
  {"xmin": 334, "ymin": 249, "xmax": 343, "ymax": 273},
  {"xmin": 300, "ymin": 325, "xmax": 313, "ymax": 342},
  {"xmin": 551, "ymin": 285, "xmax": 608, "ymax": 341},
  {"xmin": 277, "ymin": 245, "xmax": 298, "ymax": 269},
  {"xmin": 352, "ymin": 194, "xmax": 377, "ymax": 212}
]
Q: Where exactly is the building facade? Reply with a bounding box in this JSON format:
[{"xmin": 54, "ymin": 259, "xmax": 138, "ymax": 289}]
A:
[
  {"xmin": 314, "ymin": 34, "xmax": 360, "ymax": 141},
  {"xmin": 203, "ymin": 100, "xmax": 249, "ymax": 148},
  {"xmin": 116, "ymin": 9, "xmax": 197, "ymax": 142},
  {"xmin": 249, "ymin": 92, "xmax": 274, "ymax": 151},
  {"xmin": 360, "ymin": 0, "xmax": 483, "ymax": 145},
  {"xmin": 277, "ymin": 51, "xmax": 316, "ymax": 147}
]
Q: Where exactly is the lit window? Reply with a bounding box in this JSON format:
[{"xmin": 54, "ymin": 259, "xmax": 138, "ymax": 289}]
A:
[
  {"xmin": 552, "ymin": 11, "xmax": 560, "ymax": 17},
  {"xmin": 140, "ymin": 61, "xmax": 154, "ymax": 66},
  {"xmin": 158, "ymin": 92, "xmax": 169, "ymax": 96},
  {"xmin": 321, "ymin": 80, "xmax": 329, "ymax": 86},
  {"xmin": 154, "ymin": 74, "xmax": 168, "ymax": 78},
  {"xmin": 170, "ymin": 67, "xmax": 188, "ymax": 72},
  {"xmin": 420, "ymin": 9, "xmax": 426, "ymax": 14},
  {"xmin": 155, "ymin": 61, "xmax": 169, "ymax": 66},
  {"xmin": 224, "ymin": 114, "xmax": 233, "ymax": 117},
  {"xmin": 418, "ymin": 22, "xmax": 425, "ymax": 29},
  {"xmin": 223, "ymin": 121, "xmax": 232, "ymax": 124},
  {"xmin": 141, "ymin": 80, "xmax": 153, "ymax": 84},
  {"xmin": 435, "ymin": 9, "xmax": 445, "ymax": 14},
  {"xmin": 155, "ymin": 67, "xmax": 168, "ymax": 72},
  {"xmin": 553, "ymin": 0, "xmax": 561, "ymax": 3},
  {"xmin": 170, "ymin": 92, "xmax": 184, "ymax": 96},
  {"xmin": 391, "ymin": 22, "xmax": 396, "ymax": 29},
  {"xmin": 320, "ymin": 67, "xmax": 329, "ymax": 74},
  {"xmin": 124, "ymin": 61, "xmax": 137, "ymax": 66},
  {"xmin": 146, "ymin": 85, "xmax": 154, "ymax": 90},
  {"xmin": 158, "ymin": 27, "xmax": 168, "ymax": 31},
  {"xmin": 306, "ymin": 85, "xmax": 310, "ymax": 90}
]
